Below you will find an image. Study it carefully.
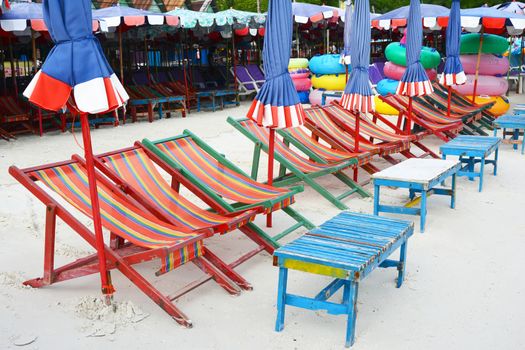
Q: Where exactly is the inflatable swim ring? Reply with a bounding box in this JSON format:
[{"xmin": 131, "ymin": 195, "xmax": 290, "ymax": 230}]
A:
[
  {"xmin": 383, "ymin": 62, "xmax": 437, "ymax": 81},
  {"xmin": 374, "ymin": 95, "xmax": 399, "ymax": 115},
  {"xmin": 309, "ymin": 54, "xmax": 347, "ymax": 75},
  {"xmin": 385, "ymin": 43, "xmax": 441, "ymax": 69},
  {"xmin": 289, "ymin": 68, "xmax": 310, "ymax": 79},
  {"xmin": 311, "ymin": 74, "xmax": 347, "ymax": 90},
  {"xmin": 288, "ymin": 58, "xmax": 309, "ymax": 69},
  {"xmin": 297, "ymin": 91, "xmax": 310, "ymax": 104},
  {"xmin": 460, "ymin": 54, "xmax": 509, "ymax": 76},
  {"xmin": 466, "ymin": 95, "xmax": 510, "ymax": 116},
  {"xmin": 308, "ymin": 89, "xmax": 342, "ymax": 106},
  {"xmin": 460, "ymin": 33, "xmax": 509, "ymax": 55},
  {"xmin": 376, "ymin": 79, "xmax": 399, "ymax": 96},
  {"xmin": 292, "ymin": 77, "xmax": 312, "ymax": 91},
  {"xmin": 453, "ymin": 74, "xmax": 508, "ymax": 96}
]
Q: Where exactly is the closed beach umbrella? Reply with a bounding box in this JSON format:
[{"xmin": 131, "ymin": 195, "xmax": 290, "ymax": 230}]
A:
[
  {"xmin": 440, "ymin": 0, "xmax": 465, "ymax": 116},
  {"xmin": 396, "ymin": 0, "xmax": 433, "ymax": 134},
  {"xmin": 340, "ymin": 0, "xmax": 373, "ymax": 181},
  {"xmin": 246, "ymin": 0, "xmax": 305, "ymax": 227},
  {"xmin": 23, "ymin": 0, "xmax": 129, "ymax": 300}
]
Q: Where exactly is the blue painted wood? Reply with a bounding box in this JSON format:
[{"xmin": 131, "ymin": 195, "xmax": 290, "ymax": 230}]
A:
[
  {"xmin": 493, "ymin": 115, "xmax": 525, "ymax": 154},
  {"xmin": 274, "ymin": 212, "xmax": 413, "ymax": 348},
  {"xmin": 440, "ymin": 135, "xmax": 501, "ymax": 192},
  {"xmin": 373, "ymin": 160, "xmax": 460, "ymax": 232}
]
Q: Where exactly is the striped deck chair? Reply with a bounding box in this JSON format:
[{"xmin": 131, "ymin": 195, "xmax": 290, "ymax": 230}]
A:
[
  {"xmin": 141, "ymin": 131, "xmax": 314, "ymax": 250},
  {"xmin": 0, "ymin": 96, "xmax": 32, "ymax": 139},
  {"xmin": 227, "ymin": 117, "xmax": 371, "ymax": 210},
  {"xmin": 431, "ymin": 82, "xmax": 497, "ymax": 123},
  {"xmin": 379, "ymin": 94, "xmax": 464, "ymax": 142},
  {"xmin": 394, "ymin": 94, "xmax": 487, "ymax": 136},
  {"xmin": 322, "ymin": 103, "xmax": 439, "ymax": 159},
  {"xmin": 303, "ymin": 107, "xmax": 402, "ymax": 167},
  {"xmin": 9, "ymin": 159, "xmax": 254, "ymax": 327}
]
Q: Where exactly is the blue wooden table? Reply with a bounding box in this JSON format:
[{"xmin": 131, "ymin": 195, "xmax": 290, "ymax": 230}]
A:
[
  {"xmin": 493, "ymin": 115, "xmax": 525, "ymax": 154},
  {"xmin": 440, "ymin": 135, "xmax": 501, "ymax": 192},
  {"xmin": 274, "ymin": 212, "xmax": 414, "ymax": 348},
  {"xmin": 372, "ymin": 158, "xmax": 461, "ymax": 233}
]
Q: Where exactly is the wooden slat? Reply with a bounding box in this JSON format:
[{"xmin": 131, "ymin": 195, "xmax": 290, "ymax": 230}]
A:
[
  {"xmin": 128, "ymin": 0, "xmax": 153, "ymax": 9},
  {"xmin": 155, "ymin": 0, "xmax": 185, "ymax": 11}
]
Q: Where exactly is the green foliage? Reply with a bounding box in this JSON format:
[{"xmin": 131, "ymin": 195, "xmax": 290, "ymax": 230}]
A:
[{"xmin": 215, "ymin": 0, "xmax": 340, "ymax": 13}]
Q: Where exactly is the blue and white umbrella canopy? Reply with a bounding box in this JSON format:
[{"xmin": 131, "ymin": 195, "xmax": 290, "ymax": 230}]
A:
[
  {"xmin": 23, "ymin": 0, "xmax": 128, "ymax": 114},
  {"xmin": 440, "ymin": 0, "xmax": 466, "ymax": 86},
  {"xmin": 340, "ymin": 0, "xmax": 353, "ymax": 65},
  {"xmin": 494, "ymin": 1, "xmax": 525, "ymax": 15},
  {"xmin": 246, "ymin": 0, "xmax": 305, "ymax": 129},
  {"xmin": 340, "ymin": 0, "xmax": 374, "ymax": 112},
  {"xmin": 397, "ymin": 0, "xmax": 433, "ymax": 96}
]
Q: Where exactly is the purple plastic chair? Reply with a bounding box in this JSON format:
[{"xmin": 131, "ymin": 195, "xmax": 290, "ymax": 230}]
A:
[
  {"xmin": 246, "ymin": 64, "xmax": 266, "ymax": 86},
  {"xmin": 368, "ymin": 64, "xmax": 383, "ymax": 86},
  {"xmin": 232, "ymin": 65, "xmax": 258, "ymax": 95}
]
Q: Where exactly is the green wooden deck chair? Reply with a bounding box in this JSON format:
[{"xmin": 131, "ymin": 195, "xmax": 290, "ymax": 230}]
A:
[
  {"xmin": 141, "ymin": 131, "xmax": 315, "ymax": 250},
  {"xmin": 227, "ymin": 117, "xmax": 371, "ymax": 210}
]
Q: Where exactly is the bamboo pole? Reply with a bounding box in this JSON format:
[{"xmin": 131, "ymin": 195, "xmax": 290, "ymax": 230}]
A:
[{"xmin": 471, "ymin": 27, "xmax": 484, "ymax": 102}]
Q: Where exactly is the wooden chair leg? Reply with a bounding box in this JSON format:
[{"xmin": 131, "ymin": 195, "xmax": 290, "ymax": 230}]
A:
[{"xmin": 43, "ymin": 204, "xmax": 57, "ymax": 285}]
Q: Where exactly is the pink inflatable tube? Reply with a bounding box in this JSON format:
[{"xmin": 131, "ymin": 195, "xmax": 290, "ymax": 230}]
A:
[
  {"xmin": 384, "ymin": 62, "xmax": 437, "ymax": 81},
  {"xmin": 453, "ymin": 74, "xmax": 508, "ymax": 96},
  {"xmin": 293, "ymin": 77, "xmax": 312, "ymax": 91},
  {"xmin": 460, "ymin": 54, "xmax": 509, "ymax": 76},
  {"xmin": 289, "ymin": 68, "xmax": 310, "ymax": 79},
  {"xmin": 309, "ymin": 89, "xmax": 341, "ymax": 106}
]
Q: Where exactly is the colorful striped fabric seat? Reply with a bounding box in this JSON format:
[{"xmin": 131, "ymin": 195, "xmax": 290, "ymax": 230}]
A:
[
  {"xmin": 323, "ymin": 104, "xmax": 412, "ymax": 150},
  {"xmin": 30, "ymin": 161, "xmax": 202, "ymax": 275},
  {"xmin": 142, "ymin": 131, "xmax": 315, "ymax": 251},
  {"xmin": 228, "ymin": 117, "xmax": 371, "ymax": 210},
  {"xmin": 305, "ymin": 106, "xmax": 405, "ymax": 158},
  {"xmin": 99, "ymin": 147, "xmax": 255, "ymax": 234},
  {"xmin": 379, "ymin": 95, "xmax": 463, "ymax": 141},
  {"xmin": 0, "ymin": 96, "xmax": 33, "ymax": 138},
  {"xmin": 151, "ymin": 136, "xmax": 295, "ymax": 211},
  {"xmin": 282, "ymin": 125, "xmax": 374, "ymax": 166}
]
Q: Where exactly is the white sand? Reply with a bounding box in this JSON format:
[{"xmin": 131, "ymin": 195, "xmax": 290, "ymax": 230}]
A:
[{"xmin": 1, "ymin": 99, "xmax": 524, "ymax": 350}]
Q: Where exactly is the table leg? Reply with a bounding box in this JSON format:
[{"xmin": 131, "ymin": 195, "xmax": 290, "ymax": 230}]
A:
[
  {"xmin": 494, "ymin": 148, "xmax": 499, "ymax": 176},
  {"xmin": 493, "ymin": 127, "xmax": 497, "ymax": 137},
  {"xmin": 479, "ymin": 157, "xmax": 485, "ymax": 192},
  {"xmin": 373, "ymin": 185, "xmax": 380, "ymax": 216},
  {"xmin": 441, "ymin": 154, "xmax": 447, "ymax": 186},
  {"xmin": 345, "ymin": 281, "xmax": 359, "ymax": 348},
  {"xmin": 275, "ymin": 267, "xmax": 288, "ymax": 332},
  {"xmin": 397, "ymin": 241, "xmax": 408, "ymax": 288},
  {"xmin": 420, "ymin": 190, "xmax": 427, "ymax": 233},
  {"xmin": 513, "ymin": 129, "xmax": 519, "ymax": 150},
  {"xmin": 451, "ymin": 173, "xmax": 456, "ymax": 209},
  {"xmin": 468, "ymin": 157, "xmax": 475, "ymax": 181},
  {"xmin": 522, "ymin": 131, "xmax": 525, "ymax": 155}
]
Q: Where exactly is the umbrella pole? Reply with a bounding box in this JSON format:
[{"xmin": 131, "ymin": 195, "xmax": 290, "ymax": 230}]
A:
[
  {"xmin": 506, "ymin": 36, "xmax": 512, "ymax": 97},
  {"xmin": 8, "ymin": 37, "xmax": 18, "ymax": 97},
  {"xmin": 31, "ymin": 29, "xmax": 37, "ymax": 74},
  {"xmin": 80, "ymin": 113, "xmax": 114, "ymax": 302},
  {"xmin": 119, "ymin": 26, "xmax": 124, "ymax": 82},
  {"xmin": 471, "ymin": 28, "xmax": 484, "ymax": 103},
  {"xmin": 406, "ymin": 97, "xmax": 412, "ymax": 135},
  {"xmin": 232, "ymin": 34, "xmax": 238, "ymax": 91},
  {"xmin": 447, "ymin": 86, "xmax": 452, "ymax": 117},
  {"xmin": 267, "ymin": 128, "xmax": 275, "ymax": 228},
  {"xmin": 354, "ymin": 112, "xmax": 360, "ymax": 182}
]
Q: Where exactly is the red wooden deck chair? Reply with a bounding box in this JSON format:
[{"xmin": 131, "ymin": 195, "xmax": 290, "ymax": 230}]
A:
[
  {"xmin": 0, "ymin": 95, "xmax": 32, "ymax": 139},
  {"xmin": 303, "ymin": 107, "xmax": 402, "ymax": 167},
  {"xmin": 227, "ymin": 117, "xmax": 371, "ymax": 210},
  {"xmin": 10, "ymin": 159, "xmax": 258, "ymax": 326},
  {"xmin": 431, "ymin": 82, "xmax": 496, "ymax": 122},
  {"xmin": 92, "ymin": 146, "xmax": 260, "ymax": 292},
  {"xmin": 141, "ymin": 131, "xmax": 315, "ymax": 249},
  {"xmin": 379, "ymin": 94, "xmax": 463, "ymax": 141},
  {"xmin": 322, "ymin": 103, "xmax": 439, "ymax": 159},
  {"xmin": 124, "ymin": 86, "xmax": 156, "ymax": 123}
]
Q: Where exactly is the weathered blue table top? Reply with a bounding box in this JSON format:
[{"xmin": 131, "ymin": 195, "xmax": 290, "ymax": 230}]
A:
[
  {"xmin": 274, "ymin": 212, "xmax": 413, "ymax": 278},
  {"xmin": 494, "ymin": 115, "xmax": 525, "ymax": 128},
  {"xmin": 440, "ymin": 136, "xmax": 501, "ymax": 156}
]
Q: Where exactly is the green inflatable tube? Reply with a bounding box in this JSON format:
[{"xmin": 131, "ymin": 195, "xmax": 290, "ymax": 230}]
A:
[
  {"xmin": 385, "ymin": 43, "xmax": 441, "ymax": 69},
  {"xmin": 460, "ymin": 33, "xmax": 509, "ymax": 55}
]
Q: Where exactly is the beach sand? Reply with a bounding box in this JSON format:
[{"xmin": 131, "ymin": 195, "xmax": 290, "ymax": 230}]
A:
[{"xmin": 1, "ymin": 98, "xmax": 524, "ymax": 350}]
